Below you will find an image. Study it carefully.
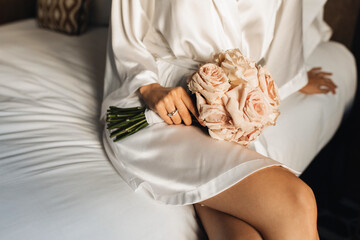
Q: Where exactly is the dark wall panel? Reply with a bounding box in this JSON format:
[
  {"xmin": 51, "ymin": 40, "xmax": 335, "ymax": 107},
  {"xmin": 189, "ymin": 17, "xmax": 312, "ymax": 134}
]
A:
[
  {"xmin": 0, "ymin": 0, "xmax": 37, "ymax": 25},
  {"xmin": 324, "ymin": 0, "xmax": 360, "ymax": 50}
]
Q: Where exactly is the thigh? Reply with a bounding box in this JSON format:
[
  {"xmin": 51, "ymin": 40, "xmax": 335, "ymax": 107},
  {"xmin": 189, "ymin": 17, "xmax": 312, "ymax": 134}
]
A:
[
  {"xmin": 194, "ymin": 204, "xmax": 262, "ymax": 240},
  {"xmin": 200, "ymin": 166, "xmax": 317, "ymax": 238}
]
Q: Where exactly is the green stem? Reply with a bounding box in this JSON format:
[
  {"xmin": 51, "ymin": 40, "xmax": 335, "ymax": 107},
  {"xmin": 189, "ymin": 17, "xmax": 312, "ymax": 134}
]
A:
[
  {"xmin": 107, "ymin": 113, "xmax": 134, "ymax": 118},
  {"xmin": 106, "ymin": 106, "xmax": 149, "ymax": 142},
  {"xmin": 108, "ymin": 108, "xmax": 144, "ymax": 114},
  {"xmin": 114, "ymin": 121, "xmax": 149, "ymax": 142},
  {"xmin": 109, "ymin": 106, "xmax": 144, "ymax": 112},
  {"xmin": 133, "ymin": 121, "xmax": 149, "ymax": 132},
  {"xmin": 107, "ymin": 112, "xmax": 146, "ymax": 130},
  {"xmin": 113, "ymin": 131, "xmax": 133, "ymax": 142},
  {"xmin": 110, "ymin": 119, "xmax": 147, "ymax": 138},
  {"xmin": 107, "ymin": 120, "xmax": 132, "ymax": 131},
  {"xmin": 107, "ymin": 111, "xmax": 145, "ymax": 120}
]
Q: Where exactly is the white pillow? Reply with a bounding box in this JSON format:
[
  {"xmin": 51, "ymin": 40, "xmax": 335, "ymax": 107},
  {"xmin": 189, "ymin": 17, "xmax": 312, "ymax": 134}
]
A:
[{"xmin": 90, "ymin": 0, "xmax": 112, "ymax": 26}]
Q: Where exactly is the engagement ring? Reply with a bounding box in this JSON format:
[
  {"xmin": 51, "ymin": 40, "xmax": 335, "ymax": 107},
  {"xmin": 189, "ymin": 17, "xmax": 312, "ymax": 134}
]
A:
[{"xmin": 167, "ymin": 109, "xmax": 178, "ymax": 117}]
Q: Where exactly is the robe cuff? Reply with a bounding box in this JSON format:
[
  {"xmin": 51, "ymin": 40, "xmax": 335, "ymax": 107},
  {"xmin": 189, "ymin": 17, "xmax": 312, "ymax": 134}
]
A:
[
  {"xmin": 125, "ymin": 70, "xmax": 158, "ymax": 96},
  {"xmin": 278, "ymin": 67, "xmax": 308, "ymax": 100}
]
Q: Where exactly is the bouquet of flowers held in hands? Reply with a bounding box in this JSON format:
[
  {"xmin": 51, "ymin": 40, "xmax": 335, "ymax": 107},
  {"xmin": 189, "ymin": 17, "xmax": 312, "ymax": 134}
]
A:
[
  {"xmin": 187, "ymin": 48, "xmax": 280, "ymax": 146},
  {"xmin": 106, "ymin": 49, "xmax": 280, "ymax": 146}
]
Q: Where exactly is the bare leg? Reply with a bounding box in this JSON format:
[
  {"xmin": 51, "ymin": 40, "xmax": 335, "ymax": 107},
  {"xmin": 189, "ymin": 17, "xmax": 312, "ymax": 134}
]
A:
[
  {"xmin": 195, "ymin": 204, "xmax": 263, "ymax": 240},
  {"xmin": 200, "ymin": 166, "xmax": 318, "ymax": 240}
]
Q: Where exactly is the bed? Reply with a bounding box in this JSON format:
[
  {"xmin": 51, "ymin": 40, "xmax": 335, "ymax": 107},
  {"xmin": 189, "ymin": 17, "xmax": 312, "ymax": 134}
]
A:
[
  {"xmin": 0, "ymin": 19, "xmax": 204, "ymax": 240},
  {"xmin": 0, "ymin": 0, "xmax": 357, "ymax": 239}
]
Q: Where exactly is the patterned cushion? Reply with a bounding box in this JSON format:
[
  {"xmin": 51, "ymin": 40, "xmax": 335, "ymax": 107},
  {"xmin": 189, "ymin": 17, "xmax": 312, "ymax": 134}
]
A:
[{"xmin": 37, "ymin": 0, "xmax": 90, "ymax": 35}]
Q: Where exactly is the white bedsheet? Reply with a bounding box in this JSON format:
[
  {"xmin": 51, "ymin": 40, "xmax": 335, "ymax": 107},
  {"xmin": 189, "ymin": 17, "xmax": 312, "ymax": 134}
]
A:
[{"xmin": 0, "ymin": 20, "xmax": 203, "ymax": 240}]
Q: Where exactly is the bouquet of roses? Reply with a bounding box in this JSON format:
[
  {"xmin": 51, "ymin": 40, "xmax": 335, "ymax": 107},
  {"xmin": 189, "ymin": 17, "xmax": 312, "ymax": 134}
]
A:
[{"xmin": 106, "ymin": 49, "xmax": 280, "ymax": 146}]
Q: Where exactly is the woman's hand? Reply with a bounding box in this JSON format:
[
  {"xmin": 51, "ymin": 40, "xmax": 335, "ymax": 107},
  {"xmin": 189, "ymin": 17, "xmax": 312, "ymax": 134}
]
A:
[
  {"xmin": 139, "ymin": 83, "xmax": 198, "ymax": 125},
  {"xmin": 300, "ymin": 67, "xmax": 337, "ymax": 95}
]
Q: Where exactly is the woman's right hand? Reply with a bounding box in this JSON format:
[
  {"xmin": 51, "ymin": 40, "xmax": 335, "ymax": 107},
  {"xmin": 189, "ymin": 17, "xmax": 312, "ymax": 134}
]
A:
[{"xmin": 139, "ymin": 83, "xmax": 198, "ymax": 126}]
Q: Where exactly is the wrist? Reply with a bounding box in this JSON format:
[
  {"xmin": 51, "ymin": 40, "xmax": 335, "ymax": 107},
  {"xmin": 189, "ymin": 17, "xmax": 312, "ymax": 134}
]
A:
[{"xmin": 139, "ymin": 83, "xmax": 162, "ymax": 97}]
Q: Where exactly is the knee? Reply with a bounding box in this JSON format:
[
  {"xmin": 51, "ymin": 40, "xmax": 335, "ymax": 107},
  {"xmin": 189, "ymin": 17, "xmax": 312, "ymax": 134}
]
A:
[
  {"xmin": 281, "ymin": 178, "xmax": 318, "ymax": 223},
  {"xmin": 261, "ymin": 177, "xmax": 318, "ymax": 239}
]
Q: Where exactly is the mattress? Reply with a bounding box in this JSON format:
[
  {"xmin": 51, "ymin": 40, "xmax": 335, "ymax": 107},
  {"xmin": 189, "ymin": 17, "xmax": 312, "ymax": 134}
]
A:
[{"xmin": 0, "ymin": 19, "xmax": 203, "ymax": 240}]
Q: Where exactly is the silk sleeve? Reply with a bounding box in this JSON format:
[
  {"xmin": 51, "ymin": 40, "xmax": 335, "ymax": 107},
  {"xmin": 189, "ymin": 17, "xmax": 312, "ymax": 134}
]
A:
[
  {"xmin": 264, "ymin": 0, "xmax": 308, "ymax": 100},
  {"xmin": 302, "ymin": 0, "xmax": 332, "ymax": 60},
  {"xmin": 103, "ymin": 0, "xmax": 158, "ymax": 105}
]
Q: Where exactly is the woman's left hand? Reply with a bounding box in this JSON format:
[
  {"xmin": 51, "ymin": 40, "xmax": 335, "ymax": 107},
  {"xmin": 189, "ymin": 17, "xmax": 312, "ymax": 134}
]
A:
[{"xmin": 300, "ymin": 67, "xmax": 337, "ymax": 95}]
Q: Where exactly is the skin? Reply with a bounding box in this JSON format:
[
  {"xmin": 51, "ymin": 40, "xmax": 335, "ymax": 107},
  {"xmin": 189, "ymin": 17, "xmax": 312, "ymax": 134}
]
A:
[
  {"xmin": 139, "ymin": 83, "xmax": 197, "ymax": 125},
  {"xmin": 194, "ymin": 204, "xmax": 263, "ymax": 240},
  {"xmin": 195, "ymin": 166, "xmax": 320, "ymax": 240},
  {"xmin": 300, "ymin": 67, "xmax": 337, "ymax": 94},
  {"xmin": 139, "ymin": 68, "xmax": 332, "ymax": 239}
]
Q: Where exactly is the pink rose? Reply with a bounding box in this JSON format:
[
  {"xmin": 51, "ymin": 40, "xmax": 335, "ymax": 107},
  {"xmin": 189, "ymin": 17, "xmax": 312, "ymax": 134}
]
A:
[
  {"xmin": 258, "ymin": 66, "xmax": 281, "ymax": 107},
  {"xmin": 208, "ymin": 126, "xmax": 262, "ymax": 146},
  {"xmin": 243, "ymin": 89, "xmax": 279, "ymax": 126},
  {"xmin": 240, "ymin": 127, "xmax": 263, "ymax": 142},
  {"xmin": 208, "ymin": 128, "xmax": 237, "ymax": 142},
  {"xmin": 235, "ymin": 127, "xmax": 263, "ymax": 146},
  {"xmin": 214, "ymin": 49, "xmax": 259, "ymax": 89},
  {"xmin": 188, "ymin": 63, "xmax": 231, "ymax": 104},
  {"xmin": 222, "ymin": 85, "xmax": 255, "ymax": 130},
  {"xmin": 196, "ymin": 93, "xmax": 230, "ymax": 130},
  {"xmin": 222, "ymin": 85, "xmax": 279, "ymax": 136}
]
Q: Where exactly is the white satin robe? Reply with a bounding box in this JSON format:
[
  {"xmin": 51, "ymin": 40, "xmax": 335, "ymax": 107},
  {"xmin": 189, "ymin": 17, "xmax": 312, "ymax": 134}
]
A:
[{"xmin": 101, "ymin": 0, "xmax": 356, "ymax": 205}]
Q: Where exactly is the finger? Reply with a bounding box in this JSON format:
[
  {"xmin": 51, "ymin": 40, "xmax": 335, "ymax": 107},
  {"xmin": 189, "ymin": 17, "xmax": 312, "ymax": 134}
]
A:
[
  {"xmin": 180, "ymin": 89, "xmax": 204, "ymax": 125},
  {"xmin": 156, "ymin": 102, "xmax": 174, "ymax": 125},
  {"xmin": 323, "ymin": 78, "xmax": 338, "ymax": 88},
  {"xmin": 178, "ymin": 87, "xmax": 198, "ymax": 118},
  {"xmin": 326, "ymin": 81, "xmax": 337, "ymax": 94},
  {"xmin": 321, "ymin": 79, "xmax": 337, "ymax": 94},
  {"xmin": 164, "ymin": 97, "xmax": 181, "ymax": 125},
  {"xmin": 320, "ymin": 88, "xmax": 331, "ymax": 94},
  {"xmin": 168, "ymin": 108, "xmax": 182, "ymax": 125},
  {"xmin": 328, "ymin": 84, "xmax": 336, "ymax": 94},
  {"xmin": 325, "ymin": 84, "xmax": 336, "ymax": 94},
  {"xmin": 310, "ymin": 67, "xmax": 322, "ymax": 72},
  {"xmin": 174, "ymin": 99, "xmax": 192, "ymax": 126},
  {"xmin": 318, "ymin": 84, "xmax": 332, "ymax": 94},
  {"xmin": 185, "ymin": 99, "xmax": 204, "ymax": 125},
  {"xmin": 319, "ymin": 72, "xmax": 333, "ymax": 77}
]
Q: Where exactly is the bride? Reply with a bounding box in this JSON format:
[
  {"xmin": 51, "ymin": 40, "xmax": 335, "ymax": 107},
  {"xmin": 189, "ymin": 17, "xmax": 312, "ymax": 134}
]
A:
[{"xmin": 101, "ymin": 0, "xmax": 356, "ymax": 239}]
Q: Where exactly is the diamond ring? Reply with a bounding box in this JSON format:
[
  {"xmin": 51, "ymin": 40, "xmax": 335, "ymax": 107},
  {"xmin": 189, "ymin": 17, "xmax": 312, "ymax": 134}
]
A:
[{"xmin": 167, "ymin": 109, "xmax": 178, "ymax": 117}]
